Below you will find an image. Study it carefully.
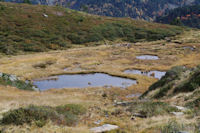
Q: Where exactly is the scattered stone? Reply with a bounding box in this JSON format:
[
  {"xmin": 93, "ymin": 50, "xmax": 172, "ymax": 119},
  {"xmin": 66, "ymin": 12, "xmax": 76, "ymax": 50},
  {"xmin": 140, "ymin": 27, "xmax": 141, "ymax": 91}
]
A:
[
  {"xmin": 43, "ymin": 13, "xmax": 48, "ymax": 18},
  {"xmin": 90, "ymin": 124, "xmax": 119, "ymax": 133},
  {"xmin": 126, "ymin": 93, "xmax": 141, "ymax": 98},
  {"xmin": 132, "ymin": 113, "xmax": 147, "ymax": 118},
  {"xmin": 131, "ymin": 115, "xmax": 135, "ymax": 120},
  {"xmin": 114, "ymin": 101, "xmax": 132, "ymax": 106},
  {"xmin": 115, "ymin": 43, "xmax": 132, "ymax": 48},
  {"xmin": 93, "ymin": 120, "xmax": 101, "ymax": 125},
  {"xmin": 178, "ymin": 131, "xmax": 189, "ymax": 133},
  {"xmin": 32, "ymin": 86, "xmax": 40, "ymax": 91},
  {"xmin": 9, "ymin": 75, "xmax": 18, "ymax": 82},
  {"xmin": 63, "ymin": 68, "xmax": 68, "ymax": 71},
  {"xmin": 175, "ymin": 106, "xmax": 187, "ymax": 111},
  {"xmin": 174, "ymin": 40, "xmax": 182, "ymax": 44},
  {"xmin": 127, "ymin": 43, "xmax": 131, "ymax": 49},
  {"xmin": 171, "ymin": 112, "xmax": 184, "ymax": 116},
  {"xmin": 183, "ymin": 46, "xmax": 195, "ymax": 51},
  {"xmin": 165, "ymin": 37, "xmax": 171, "ymax": 42}
]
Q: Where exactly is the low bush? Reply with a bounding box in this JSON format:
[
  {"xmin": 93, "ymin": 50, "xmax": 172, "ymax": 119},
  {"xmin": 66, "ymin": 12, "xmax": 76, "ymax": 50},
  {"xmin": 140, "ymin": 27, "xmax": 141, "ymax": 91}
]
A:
[{"xmin": 1, "ymin": 104, "xmax": 86, "ymax": 127}]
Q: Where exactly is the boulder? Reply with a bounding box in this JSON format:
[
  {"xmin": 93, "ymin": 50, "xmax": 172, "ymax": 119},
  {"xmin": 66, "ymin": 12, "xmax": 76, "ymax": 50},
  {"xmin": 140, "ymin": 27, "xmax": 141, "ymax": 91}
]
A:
[
  {"xmin": 175, "ymin": 106, "xmax": 187, "ymax": 111},
  {"xmin": 171, "ymin": 112, "xmax": 184, "ymax": 116},
  {"xmin": 90, "ymin": 124, "xmax": 119, "ymax": 133},
  {"xmin": 9, "ymin": 75, "xmax": 18, "ymax": 82},
  {"xmin": 132, "ymin": 113, "xmax": 147, "ymax": 118},
  {"xmin": 43, "ymin": 13, "xmax": 48, "ymax": 18}
]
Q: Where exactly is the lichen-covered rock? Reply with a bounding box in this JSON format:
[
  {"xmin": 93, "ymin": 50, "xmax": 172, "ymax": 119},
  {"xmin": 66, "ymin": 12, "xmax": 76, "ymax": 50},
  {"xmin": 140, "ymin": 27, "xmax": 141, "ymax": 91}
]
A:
[{"xmin": 0, "ymin": 72, "xmax": 37, "ymax": 91}]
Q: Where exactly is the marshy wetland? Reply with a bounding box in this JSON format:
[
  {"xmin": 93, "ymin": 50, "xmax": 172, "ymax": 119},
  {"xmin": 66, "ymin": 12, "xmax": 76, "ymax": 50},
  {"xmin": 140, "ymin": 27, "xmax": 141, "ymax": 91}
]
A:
[{"xmin": 0, "ymin": 30, "xmax": 200, "ymax": 133}]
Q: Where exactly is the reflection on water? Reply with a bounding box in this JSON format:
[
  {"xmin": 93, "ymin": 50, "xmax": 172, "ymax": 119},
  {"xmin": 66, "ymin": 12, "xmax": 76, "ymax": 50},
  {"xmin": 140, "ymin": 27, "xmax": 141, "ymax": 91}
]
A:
[
  {"xmin": 124, "ymin": 69, "xmax": 166, "ymax": 79},
  {"xmin": 33, "ymin": 73, "xmax": 137, "ymax": 90},
  {"xmin": 136, "ymin": 55, "xmax": 159, "ymax": 60}
]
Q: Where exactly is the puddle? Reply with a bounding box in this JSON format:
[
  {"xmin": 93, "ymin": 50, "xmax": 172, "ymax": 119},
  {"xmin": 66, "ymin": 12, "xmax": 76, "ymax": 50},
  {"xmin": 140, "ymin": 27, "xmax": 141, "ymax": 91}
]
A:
[
  {"xmin": 183, "ymin": 46, "xmax": 195, "ymax": 51},
  {"xmin": 33, "ymin": 73, "xmax": 137, "ymax": 90},
  {"xmin": 136, "ymin": 55, "xmax": 159, "ymax": 60},
  {"xmin": 124, "ymin": 69, "xmax": 166, "ymax": 79}
]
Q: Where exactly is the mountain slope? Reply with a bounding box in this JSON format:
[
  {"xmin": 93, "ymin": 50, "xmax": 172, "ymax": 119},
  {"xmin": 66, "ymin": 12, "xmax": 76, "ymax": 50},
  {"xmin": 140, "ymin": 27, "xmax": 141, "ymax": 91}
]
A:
[
  {"xmin": 0, "ymin": 2, "xmax": 183, "ymax": 55},
  {"xmin": 142, "ymin": 65, "xmax": 200, "ymax": 99},
  {"xmin": 3, "ymin": 0, "xmax": 200, "ymax": 21},
  {"xmin": 141, "ymin": 65, "xmax": 200, "ymax": 117},
  {"xmin": 156, "ymin": 5, "xmax": 200, "ymax": 29}
]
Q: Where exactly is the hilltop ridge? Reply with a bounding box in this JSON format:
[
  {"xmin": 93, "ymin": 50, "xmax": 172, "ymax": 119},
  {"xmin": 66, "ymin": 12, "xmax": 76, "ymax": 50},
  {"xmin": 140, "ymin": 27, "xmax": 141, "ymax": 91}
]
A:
[
  {"xmin": 3, "ymin": 0, "xmax": 200, "ymax": 21},
  {"xmin": 0, "ymin": 2, "xmax": 183, "ymax": 55}
]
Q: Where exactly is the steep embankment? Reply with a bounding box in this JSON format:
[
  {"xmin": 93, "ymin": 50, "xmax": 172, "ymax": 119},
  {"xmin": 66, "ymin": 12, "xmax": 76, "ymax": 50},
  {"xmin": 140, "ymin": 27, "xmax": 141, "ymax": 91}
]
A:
[{"xmin": 0, "ymin": 2, "xmax": 184, "ymax": 55}]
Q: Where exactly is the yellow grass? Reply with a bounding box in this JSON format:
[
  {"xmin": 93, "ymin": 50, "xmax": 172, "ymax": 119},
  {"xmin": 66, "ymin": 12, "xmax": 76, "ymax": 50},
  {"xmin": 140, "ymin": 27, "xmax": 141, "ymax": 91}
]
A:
[{"xmin": 0, "ymin": 29, "xmax": 200, "ymax": 132}]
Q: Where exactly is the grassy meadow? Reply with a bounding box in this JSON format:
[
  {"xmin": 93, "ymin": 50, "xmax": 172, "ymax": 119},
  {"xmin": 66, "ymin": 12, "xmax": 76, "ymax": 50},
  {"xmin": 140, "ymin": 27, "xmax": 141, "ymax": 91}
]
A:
[{"xmin": 0, "ymin": 2, "xmax": 200, "ymax": 133}]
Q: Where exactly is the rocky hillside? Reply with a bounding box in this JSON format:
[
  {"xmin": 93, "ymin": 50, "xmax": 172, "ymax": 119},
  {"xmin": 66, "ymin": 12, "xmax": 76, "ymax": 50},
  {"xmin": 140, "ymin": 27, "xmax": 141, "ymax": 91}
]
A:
[
  {"xmin": 3, "ymin": 0, "xmax": 200, "ymax": 21},
  {"xmin": 0, "ymin": 2, "xmax": 183, "ymax": 55},
  {"xmin": 156, "ymin": 5, "xmax": 200, "ymax": 29},
  {"xmin": 140, "ymin": 65, "xmax": 200, "ymax": 126},
  {"xmin": 142, "ymin": 65, "xmax": 200, "ymax": 105}
]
